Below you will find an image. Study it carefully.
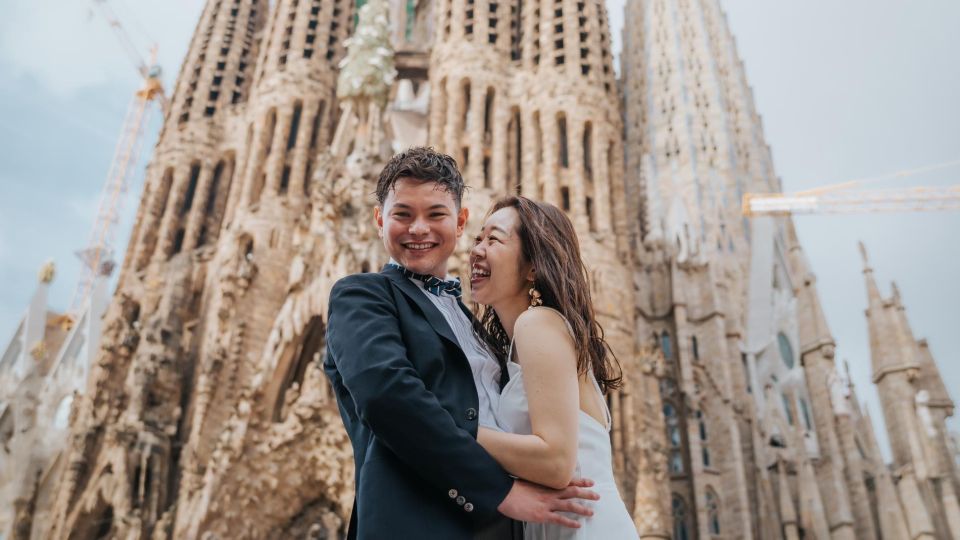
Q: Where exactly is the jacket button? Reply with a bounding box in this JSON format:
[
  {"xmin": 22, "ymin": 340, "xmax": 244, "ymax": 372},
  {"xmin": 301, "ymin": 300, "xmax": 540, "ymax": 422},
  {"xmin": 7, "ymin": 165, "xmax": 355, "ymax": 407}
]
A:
[
  {"xmin": 448, "ymin": 489, "xmax": 458, "ymax": 499},
  {"xmin": 456, "ymin": 495, "xmax": 466, "ymax": 506},
  {"xmin": 466, "ymin": 408, "xmax": 478, "ymax": 421},
  {"xmin": 464, "ymin": 503, "xmax": 474, "ymax": 512}
]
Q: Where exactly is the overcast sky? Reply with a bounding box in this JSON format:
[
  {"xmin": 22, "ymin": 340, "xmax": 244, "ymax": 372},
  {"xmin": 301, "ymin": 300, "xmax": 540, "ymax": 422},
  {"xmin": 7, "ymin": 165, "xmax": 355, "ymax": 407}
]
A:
[{"xmin": 1, "ymin": 0, "xmax": 957, "ymax": 462}]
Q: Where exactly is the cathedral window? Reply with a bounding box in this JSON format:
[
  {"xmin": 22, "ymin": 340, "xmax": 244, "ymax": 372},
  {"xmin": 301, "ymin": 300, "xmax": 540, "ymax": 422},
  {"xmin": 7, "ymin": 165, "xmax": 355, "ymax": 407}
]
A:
[
  {"xmin": 309, "ymin": 100, "xmax": 327, "ymax": 149},
  {"xmin": 691, "ymin": 336, "xmax": 699, "ymax": 360},
  {"xmin": 303, "ymin": 160, "xmax": 313, "ymax": 195},
  {"xmin": 532, "ymin": 7, "xmax": 541, "ymax": 65},
  {"xmin": 660, "ymin": 331, "xmax": 672, "ymax": 360},
  {"xmin": 483, "ymin": 88, "xmax": 495, "ymax": 141},
  {"xmin": 204, "ymin": 162, "xmax": 224, "ymax": 215},
  {"xmin": 287, "ymin": 100, "xmax": 303, "ymax": 150},
  {"xmin": 799, "ymin": 397, "xmax": 813, "ymax": 431},
  {"xmin": 558, "ymin": 114, "xmax": 569, "ymax": 168},
  {"xmin": 777, "ymin": 332, "xmax": 795, "ymax": 369},
  {"xmin": 180, "ymin": 162, "xmax": 202, "ymax": 216},
  {"xmin": 782, "ymin": 392, "xmax": 794, "ymax": 425},
  {"xmin": 706, "ymin": 488, "xmax": 721, "ymax": 535},
  {"xmin": 672, "ymin": 495, "xmax": 690, "ymax": 540},
  {"xmin": 264, "ymin": 108, "xmax": 277, "ymax": 157},
  {"xmin": 670, "ymin": 451, "xmax": 684, "ymax": 474},
  {"xmin": 305, "ymin": 0, "xmax": 321, "ymax": 58},
  {"xmin": 533, "ymin": 111, "xmax": 543, "ymax": 165},
  {"xmin": 465, "ymin": 0, "xmax": 475, "ymax": 36},
  {"xmin": 586, "ymin": 197, "xmax": 595, "ymax": 232},
  {"xmin": 582, "ymin": 123, "xmax": 592, "ymax": 179},
  {"xmin": 171, "ymin": 228, "xmax": 186, "ymax": 257},
  {"xmin": 509, "ymin": 3, "xmax": 521, "ymax": 60},
  {"xmin": 483, "ymin": 156, "xmax": 491, "ymax": 188},
  {"xmin": 561, "ymin": 187, "xmax": 570, "ymax": 211},
  {"xmin": 280, "ymin": 165, "xmax": 291, "ymax": 194}
]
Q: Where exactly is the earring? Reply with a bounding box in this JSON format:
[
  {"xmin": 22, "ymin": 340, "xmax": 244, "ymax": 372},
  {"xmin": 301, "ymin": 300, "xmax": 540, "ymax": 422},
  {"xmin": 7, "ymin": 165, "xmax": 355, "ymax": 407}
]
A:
[{"xmin": 528, "ymin": 287, "xmax": 543, "ymax": 308}]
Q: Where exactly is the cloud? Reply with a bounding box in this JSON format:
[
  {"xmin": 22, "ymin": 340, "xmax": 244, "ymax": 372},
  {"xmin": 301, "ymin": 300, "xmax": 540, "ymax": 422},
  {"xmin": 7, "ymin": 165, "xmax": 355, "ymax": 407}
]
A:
[{"xmin": 0, "ymin": 0, "xmax": 203, "ymax": 99}]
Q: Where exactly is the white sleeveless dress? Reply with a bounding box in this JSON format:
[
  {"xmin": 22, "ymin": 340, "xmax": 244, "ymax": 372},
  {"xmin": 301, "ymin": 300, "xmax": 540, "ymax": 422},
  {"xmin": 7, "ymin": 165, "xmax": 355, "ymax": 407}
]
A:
[{"xmin": 496, "ymin": 308, "xmax": 639, "ymax": 539}]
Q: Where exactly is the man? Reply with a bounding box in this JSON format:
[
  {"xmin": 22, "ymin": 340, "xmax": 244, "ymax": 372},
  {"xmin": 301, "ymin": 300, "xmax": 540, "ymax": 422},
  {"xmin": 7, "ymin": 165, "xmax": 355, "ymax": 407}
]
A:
[{"xmin": 324, "ymin": 147, "xmax": 597, "ymax": 539}]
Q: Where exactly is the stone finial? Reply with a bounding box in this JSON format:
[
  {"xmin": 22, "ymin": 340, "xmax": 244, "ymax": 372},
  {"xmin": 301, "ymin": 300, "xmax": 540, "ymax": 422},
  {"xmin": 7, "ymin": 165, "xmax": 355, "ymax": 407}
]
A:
[
  {"xmin": 30, "ymin": 340, "xmax": 47, "ymax": 361},
  {"xmin": 891, "ymin": 281, "xmax": 903, "ymax": 305},
  {"xmin": 335, "ymin": 0, "xmax": 396, "ymax": 107},
  {"xmin": 857, "ymin": 241, "xmax": 870, "ymax": 270},
  {"xmin": 38, "ymin": 260, "xmax": 56, "ymax": 284}
]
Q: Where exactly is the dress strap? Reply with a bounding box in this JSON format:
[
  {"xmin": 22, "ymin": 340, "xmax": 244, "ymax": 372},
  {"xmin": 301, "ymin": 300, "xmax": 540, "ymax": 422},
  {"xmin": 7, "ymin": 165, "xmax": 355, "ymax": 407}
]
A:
[{"xmin": 589, "ymin": 371, "xmax": 613, "ymax": 432}]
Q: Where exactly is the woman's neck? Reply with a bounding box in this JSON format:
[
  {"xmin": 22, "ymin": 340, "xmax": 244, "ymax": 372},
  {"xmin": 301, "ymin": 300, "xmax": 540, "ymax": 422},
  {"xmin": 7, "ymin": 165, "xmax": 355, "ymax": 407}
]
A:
[{"xmin": 494, "ymin": 293, "xmax": 533, "ymax": 342}]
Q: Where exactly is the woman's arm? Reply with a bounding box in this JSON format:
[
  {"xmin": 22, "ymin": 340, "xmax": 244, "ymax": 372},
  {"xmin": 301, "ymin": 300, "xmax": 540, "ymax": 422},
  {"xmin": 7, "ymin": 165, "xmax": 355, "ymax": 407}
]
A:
[{"xmin": 477, "ymin": 308, "xmax": 580, "ymax": 489}]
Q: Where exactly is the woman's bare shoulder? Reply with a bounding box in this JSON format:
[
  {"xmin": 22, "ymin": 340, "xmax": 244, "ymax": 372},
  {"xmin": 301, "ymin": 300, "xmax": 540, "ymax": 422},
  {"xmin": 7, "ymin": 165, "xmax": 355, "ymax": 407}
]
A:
[{"xmin": 515, "ymin": 306, "xmax": 569, "ymax": 333}]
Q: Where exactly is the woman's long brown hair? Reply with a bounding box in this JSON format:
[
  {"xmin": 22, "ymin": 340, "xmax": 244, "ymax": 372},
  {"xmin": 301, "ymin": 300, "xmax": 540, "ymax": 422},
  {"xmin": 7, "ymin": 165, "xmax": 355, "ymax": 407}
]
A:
[{"xmin": 475, "ymin": 196, "xmax": 623, "ymax": 393}]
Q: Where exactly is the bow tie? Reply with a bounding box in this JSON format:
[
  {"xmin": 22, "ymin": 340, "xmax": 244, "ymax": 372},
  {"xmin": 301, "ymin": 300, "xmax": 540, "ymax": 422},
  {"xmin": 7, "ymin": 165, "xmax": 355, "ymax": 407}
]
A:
[{"xmin": 389, "ymin": 263, "xmax": 463, "ymax": 299}]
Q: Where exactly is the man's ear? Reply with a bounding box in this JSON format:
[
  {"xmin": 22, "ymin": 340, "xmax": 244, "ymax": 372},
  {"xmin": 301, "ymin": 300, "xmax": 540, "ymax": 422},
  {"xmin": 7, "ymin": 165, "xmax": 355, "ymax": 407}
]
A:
[
  {"xmin": 374, "ymin": 206, "xmax": 384, "ymax": 238},
  {"xmin": 456, "ymin": 206, "xmax": 469, "ymax": 236}
]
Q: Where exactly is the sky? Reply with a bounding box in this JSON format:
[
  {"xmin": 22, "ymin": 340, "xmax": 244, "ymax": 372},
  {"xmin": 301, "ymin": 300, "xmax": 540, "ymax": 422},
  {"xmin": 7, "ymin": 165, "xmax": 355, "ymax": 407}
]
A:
[{"xmin": 1, "ymin": 0, "xmax": 957, "ymax": 462}]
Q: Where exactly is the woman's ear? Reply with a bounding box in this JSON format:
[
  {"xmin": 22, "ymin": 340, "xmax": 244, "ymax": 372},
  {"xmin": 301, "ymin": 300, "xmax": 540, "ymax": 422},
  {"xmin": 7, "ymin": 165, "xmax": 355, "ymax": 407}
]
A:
[{"xmin": 526, "ymin": 267, "xmax": 536, "ymax": 283}]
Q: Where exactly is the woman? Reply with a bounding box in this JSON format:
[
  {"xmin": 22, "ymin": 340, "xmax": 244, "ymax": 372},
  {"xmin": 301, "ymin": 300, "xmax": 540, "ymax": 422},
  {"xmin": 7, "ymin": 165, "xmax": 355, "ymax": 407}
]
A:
[{"xmin": 470, "ymin": 196, "xmax": 638, "ymax": 539}]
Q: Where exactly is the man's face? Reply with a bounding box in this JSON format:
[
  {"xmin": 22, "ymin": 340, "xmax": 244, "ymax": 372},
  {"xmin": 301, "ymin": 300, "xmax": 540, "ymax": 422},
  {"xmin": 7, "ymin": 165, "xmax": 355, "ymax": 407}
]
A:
[{"xmin": 375, "ymin": 177, "xmax": 468, "ymax": 277}]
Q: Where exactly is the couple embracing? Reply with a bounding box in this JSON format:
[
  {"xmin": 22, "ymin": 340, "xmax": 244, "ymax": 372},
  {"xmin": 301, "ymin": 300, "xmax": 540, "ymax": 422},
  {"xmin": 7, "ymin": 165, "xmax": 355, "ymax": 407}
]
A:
[{"xmin": 323, "ymin": 147, "xmax": 638, "ymax": 539}]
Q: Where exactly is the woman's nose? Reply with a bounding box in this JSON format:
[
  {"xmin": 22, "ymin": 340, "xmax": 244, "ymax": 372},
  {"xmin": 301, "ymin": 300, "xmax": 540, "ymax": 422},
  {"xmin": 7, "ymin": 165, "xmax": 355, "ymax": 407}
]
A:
[{"xmin": 470, "ymin": 242, "xmax": 484, "ymax": 259}]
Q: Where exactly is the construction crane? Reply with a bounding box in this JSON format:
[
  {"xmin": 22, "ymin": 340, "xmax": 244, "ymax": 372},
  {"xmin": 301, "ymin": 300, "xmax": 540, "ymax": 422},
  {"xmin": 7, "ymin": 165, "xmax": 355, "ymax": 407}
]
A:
[
  {"xmin": 65, "ymin": 0, "xmax": 166, "ymax": 324},
  {"xmin": 743, "ymin": 160, "xmax": 960, "ymax": 217}
]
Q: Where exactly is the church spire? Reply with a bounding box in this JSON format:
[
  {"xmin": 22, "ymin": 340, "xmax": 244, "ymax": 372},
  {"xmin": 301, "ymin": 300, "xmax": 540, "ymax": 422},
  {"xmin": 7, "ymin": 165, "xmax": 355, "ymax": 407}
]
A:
[{"xmin": 861, "ymin": 241, "xmax": 921, "ymax": 383}]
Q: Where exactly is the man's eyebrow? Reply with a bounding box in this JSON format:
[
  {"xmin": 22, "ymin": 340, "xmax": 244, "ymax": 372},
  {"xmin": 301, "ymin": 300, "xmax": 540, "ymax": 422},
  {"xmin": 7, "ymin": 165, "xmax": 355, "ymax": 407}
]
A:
[{"xmin": 391, "ymin": 203, "xmax": 451, "ymax": 210}]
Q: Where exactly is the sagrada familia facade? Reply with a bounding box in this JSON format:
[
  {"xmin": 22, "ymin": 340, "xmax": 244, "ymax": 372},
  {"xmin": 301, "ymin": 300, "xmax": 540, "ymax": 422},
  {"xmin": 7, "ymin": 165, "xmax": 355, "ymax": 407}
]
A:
[{"xmin": 1, "ymin": 0, "xmax": 958, "ymax": 538}]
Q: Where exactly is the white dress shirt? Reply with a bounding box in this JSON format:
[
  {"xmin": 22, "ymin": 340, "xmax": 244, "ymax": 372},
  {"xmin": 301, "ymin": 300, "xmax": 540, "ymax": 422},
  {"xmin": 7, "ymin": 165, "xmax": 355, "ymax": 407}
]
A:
[{"xmin": 391, "ymin": 262, "xmax": 504, "ymax": 429}]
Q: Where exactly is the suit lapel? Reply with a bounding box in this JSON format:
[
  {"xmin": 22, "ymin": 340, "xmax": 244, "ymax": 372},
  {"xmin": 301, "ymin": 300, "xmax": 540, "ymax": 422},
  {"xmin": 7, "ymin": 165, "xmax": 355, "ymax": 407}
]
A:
[{"xmin": 382, "ymin": 266, "xmax": 461, "ymax": 349}]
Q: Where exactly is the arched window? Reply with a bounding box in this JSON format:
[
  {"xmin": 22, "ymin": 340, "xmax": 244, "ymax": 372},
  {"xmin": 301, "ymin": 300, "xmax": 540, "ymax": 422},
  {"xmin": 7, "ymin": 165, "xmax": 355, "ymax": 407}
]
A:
[
  {"xmin": 660, "ymin": 331, "xmax": 672, "ymax": 361},
  {"xmin": 698, "ymin": 410, "xmax": 710, "ymax": 466},
  {"xmin": 558, "ymin": 113, "xmax": 569, "ymax": 168},
  {"xmin": 799, "ymin": 397, "xmax": 813, "ymax": 430},
  {"xmin": 706, "ymin": 488, "xmax": 721, "ymax": 535},
  {"xmin": 672, "ymin": 495, "xmax": 690, "ymax": 540},
  {"xmin": 691, "ymin": 335, "xmax": 699, "ymax": 360},
  {"xmin": 782, "ymin": 392, "xmax": 794, "ymax": 425},
  {"xmin": 777, "ymin": 332, "xmax": 795, "ymax": 369},
  {"xmin": 663, "ymin": 402, "xmax": 683, "ymax": 473}
]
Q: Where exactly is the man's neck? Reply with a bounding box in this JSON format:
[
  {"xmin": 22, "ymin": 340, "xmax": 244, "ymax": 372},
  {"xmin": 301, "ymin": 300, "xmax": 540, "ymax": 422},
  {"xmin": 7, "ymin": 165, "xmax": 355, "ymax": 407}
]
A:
[{"xmin": 388, "ymin": 258, "xmax": 453, "ymax": 280}]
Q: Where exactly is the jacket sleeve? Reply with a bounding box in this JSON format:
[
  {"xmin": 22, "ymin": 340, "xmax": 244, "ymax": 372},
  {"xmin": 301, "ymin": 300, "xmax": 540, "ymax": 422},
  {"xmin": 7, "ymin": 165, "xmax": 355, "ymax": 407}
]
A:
[{"xmin": 326, "ymin": 275, "xmax": 514, "ymax": 524}]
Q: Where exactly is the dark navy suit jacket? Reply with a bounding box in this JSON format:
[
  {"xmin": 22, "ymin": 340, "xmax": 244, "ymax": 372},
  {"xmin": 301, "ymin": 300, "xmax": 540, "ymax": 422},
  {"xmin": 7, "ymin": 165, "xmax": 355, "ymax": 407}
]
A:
[{"xmin": 324, "ymin": 265, "xmax": 514, "ymax": 539}]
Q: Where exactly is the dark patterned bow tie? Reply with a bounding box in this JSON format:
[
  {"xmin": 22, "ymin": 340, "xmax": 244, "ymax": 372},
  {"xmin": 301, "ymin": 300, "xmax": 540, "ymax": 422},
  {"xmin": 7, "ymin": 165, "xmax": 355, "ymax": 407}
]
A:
[{"xmin": 388, "ymin": 263, "xmax": 462, "ymax": 298}]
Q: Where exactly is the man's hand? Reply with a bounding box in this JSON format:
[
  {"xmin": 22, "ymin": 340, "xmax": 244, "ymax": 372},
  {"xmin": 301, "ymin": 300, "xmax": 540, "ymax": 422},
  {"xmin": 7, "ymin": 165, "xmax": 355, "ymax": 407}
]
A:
[{"xmin": 497, "ymin": 478, "xmax": 600, "ymax": 528}]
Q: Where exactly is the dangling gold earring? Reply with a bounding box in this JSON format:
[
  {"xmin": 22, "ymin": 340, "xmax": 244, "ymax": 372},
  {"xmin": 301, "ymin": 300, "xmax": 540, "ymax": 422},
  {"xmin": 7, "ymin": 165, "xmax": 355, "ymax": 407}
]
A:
[{"xmin": 528, "ymin": 287, "xmax": 543, "ymax": 308}]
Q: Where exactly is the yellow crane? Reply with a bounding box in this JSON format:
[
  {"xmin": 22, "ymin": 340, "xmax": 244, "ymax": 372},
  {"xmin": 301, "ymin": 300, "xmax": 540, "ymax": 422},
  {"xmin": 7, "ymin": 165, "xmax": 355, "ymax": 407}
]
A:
[
  {"xmin": 65, "ymin": 0, "xmax": 166, "ymax": 324},
  {"xmin": 743, "ymin": 160, "xmax": 960, "ymax": 217}
]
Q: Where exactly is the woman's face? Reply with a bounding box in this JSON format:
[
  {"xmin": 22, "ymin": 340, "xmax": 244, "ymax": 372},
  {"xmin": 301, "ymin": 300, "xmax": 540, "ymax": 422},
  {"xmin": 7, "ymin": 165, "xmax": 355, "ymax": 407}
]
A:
[{"xmin": 469, "ymin": 207, "xmax": 532, "ymax": 307}]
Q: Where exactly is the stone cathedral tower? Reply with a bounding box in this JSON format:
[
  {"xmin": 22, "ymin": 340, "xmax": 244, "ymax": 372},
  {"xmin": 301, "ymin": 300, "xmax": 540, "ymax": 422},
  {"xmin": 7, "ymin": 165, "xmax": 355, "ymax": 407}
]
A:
[
  {"xmin": 862, "ymin": 244, "xmax": 960, "ymax": 539},
  {"xmin": 8, "ymin": 0, "xmax": 955, "ymax": 538},
  {"xmin": 620, "ymin": 0, "xmax": 937, "ymax": 539}
]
